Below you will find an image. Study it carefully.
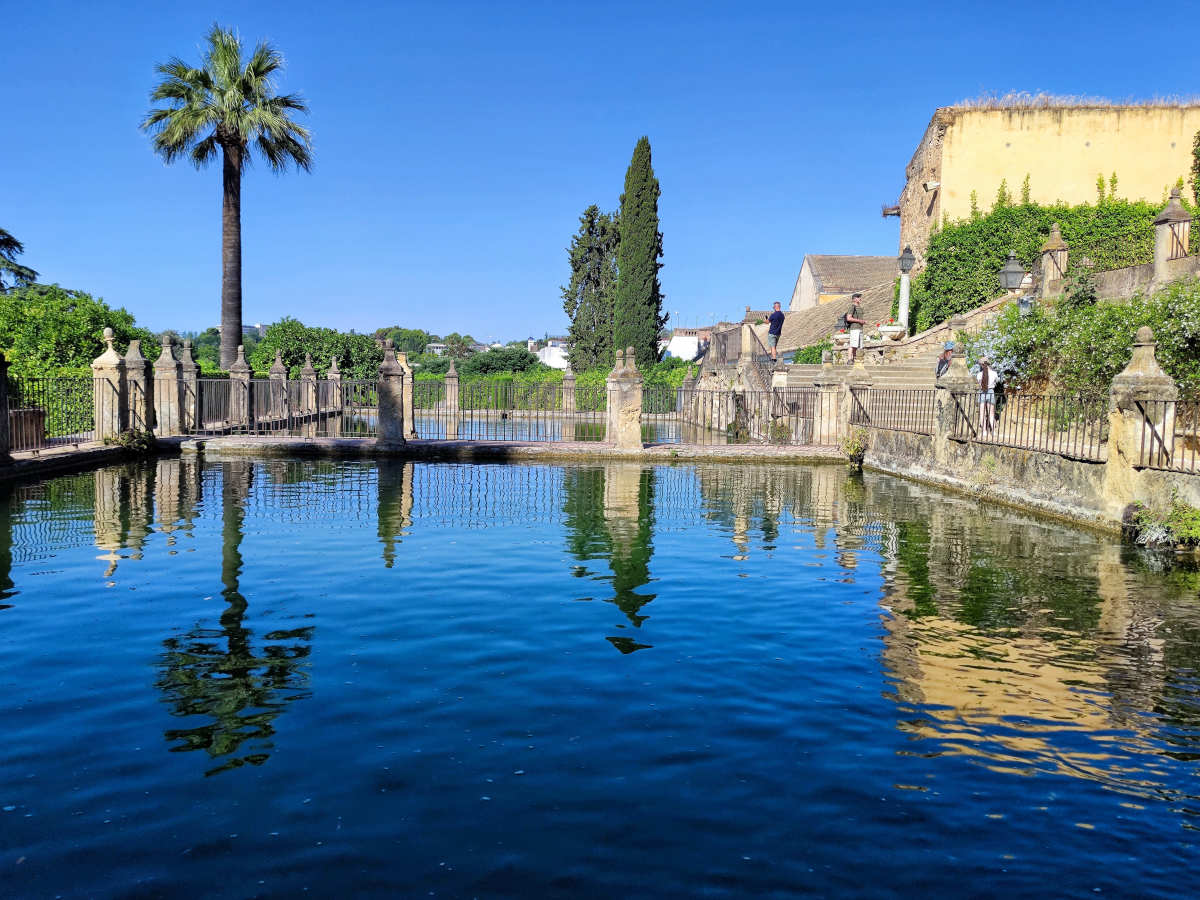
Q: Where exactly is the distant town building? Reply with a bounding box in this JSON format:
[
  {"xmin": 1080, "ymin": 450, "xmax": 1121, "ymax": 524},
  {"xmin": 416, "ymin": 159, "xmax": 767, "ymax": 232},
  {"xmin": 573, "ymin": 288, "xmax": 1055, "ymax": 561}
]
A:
[
  {"xmin": 536, "ymin": 344, "xmax": 569, "ymax": 369},
  {"xmin": 660, "ymin": 326, "xmax": 714, "ymax": 361},
  {"xmin": 888, "ymin": 101, "xmax": 1200, "ymax": 265},
  {"xmin": 424, "ymin": 342, "xmax": 447, "ymax": 356},
  {"xmin": 240, "ymin": 323, "xmax": 266, "ymax": 338},
  {"xmin": 788, "ymin": 256, "xmax": 896, "ymax": 312}
]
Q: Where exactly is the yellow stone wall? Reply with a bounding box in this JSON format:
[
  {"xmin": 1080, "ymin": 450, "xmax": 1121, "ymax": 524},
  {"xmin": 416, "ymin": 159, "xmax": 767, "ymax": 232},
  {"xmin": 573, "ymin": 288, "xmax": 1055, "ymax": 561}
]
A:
[{"xmin": 939, "ymin": 106, "xmax": 1200, "ymax": 222}]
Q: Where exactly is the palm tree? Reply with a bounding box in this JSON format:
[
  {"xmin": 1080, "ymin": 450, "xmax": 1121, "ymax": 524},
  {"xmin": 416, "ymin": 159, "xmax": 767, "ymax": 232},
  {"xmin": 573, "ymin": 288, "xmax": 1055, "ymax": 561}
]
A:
[
  {"xmin": 0, "ymin": 227, "xmax": 37, "ymax": 293},
  {"xmin": 142, "ymin": 25, "xmax": 312, "ymax": 368}
]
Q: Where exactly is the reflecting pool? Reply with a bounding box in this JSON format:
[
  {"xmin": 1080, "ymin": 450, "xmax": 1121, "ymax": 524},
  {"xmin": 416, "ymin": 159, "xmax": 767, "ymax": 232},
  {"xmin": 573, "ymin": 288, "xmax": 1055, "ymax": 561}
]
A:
[{"xmin": 1, "ymin": 458, "xmax": 1198, "ymax": 897}]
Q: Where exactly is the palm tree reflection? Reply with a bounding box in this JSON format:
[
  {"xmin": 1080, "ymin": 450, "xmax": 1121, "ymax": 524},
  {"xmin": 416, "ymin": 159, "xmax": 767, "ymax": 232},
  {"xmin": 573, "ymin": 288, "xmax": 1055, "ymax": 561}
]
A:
[{"xmin": 156, "ymin": 460, "xmax": 312, "ymax": 776}]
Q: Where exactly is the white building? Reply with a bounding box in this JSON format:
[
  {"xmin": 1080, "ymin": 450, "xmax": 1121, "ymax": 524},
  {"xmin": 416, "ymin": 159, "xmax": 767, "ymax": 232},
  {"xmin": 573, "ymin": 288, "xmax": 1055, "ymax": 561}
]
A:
[{"xmin": 536, "ymin": 345, "xmax": 570, "ymax": 370}]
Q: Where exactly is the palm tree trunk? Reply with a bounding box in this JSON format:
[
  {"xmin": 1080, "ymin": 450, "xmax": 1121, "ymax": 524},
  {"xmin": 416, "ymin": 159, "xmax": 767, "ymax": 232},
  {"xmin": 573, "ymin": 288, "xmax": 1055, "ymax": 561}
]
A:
[{"xmin": 220, "ymin": 144, "xmax": 243, "ymax": 370}]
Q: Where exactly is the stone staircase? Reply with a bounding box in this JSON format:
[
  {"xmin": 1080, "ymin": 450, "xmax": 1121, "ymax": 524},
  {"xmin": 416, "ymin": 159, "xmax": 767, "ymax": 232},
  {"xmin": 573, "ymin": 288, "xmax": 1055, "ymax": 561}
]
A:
[{"xmin": 785, "ymin": 350, "xmax": 942, "ymax": 390}]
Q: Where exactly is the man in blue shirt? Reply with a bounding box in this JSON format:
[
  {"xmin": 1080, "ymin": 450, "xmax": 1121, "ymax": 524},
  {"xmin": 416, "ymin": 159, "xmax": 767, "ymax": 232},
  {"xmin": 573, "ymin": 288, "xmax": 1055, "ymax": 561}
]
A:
[{"xmin": 767, "ymin": 301, "xmax": 785, "ymax": 362}]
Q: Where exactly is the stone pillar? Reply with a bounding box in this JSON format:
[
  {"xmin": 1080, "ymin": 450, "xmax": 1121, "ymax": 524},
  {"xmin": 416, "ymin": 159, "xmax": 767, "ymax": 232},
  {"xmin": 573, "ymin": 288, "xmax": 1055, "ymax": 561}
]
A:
[
  {"xmin": 932, "ymin": 340, "xmax": 976, "ymax": 467},
  {"xmin": 269, "ymin": 350, "xmax": 288, "ymax": 420},
  {"xmin": 1103, "ymin": 326, "xmax": 1179, "ymax": 517},
  {"xmin": 325, "ymin": 358, "xmax": 342, "ymax": 436},
  {"xmin": 444, "ymin": 358, "xmax": 459, "ymax": 440},
  {"xmin": 739, "ymin": 323, "xmax": 754, "ymax": 362},
  {"xmin": 152, "ymin": 335, "xmax": 182, "ymax": 436},
  {"xmin": 898, "ymin": 273, "xmax": 912, "ymax": 333},
  {"xmin": 0, "ymin": 353, "xmax": 11, "ymax": 463},
  {"xmin": 562, "ymin": 364, "xmax": 576, "ymax": 415},
  {"xmin": 229, "ymin": 345, "xmax": 253, "ymax": 428},
  {"xmin": 179, "ymin": 339, "xmax": 199, "ymax": 432},
  {"xmin": 605, "ymin": 346, "xmax": 644, "ymax": 450},
  {"xmin": 300, "ymin": 354, "xmax": 317, "ymax": 414},
  {"xmin": 813, "ymin": 352, "xmax": 843, "ymax": 446},
  {"xmin": 396, "ymin": 351, "xmax": 417, "ymax": 440},
  {"xmin": 1039, "ymin": 222, "xmax": 1069, "ymax": 298},
  {"xmin": 678, "ymin": 371, "xmax": 696, "ymax": 426},
  {"xmin": 377, "ymin": 339, "xmax": 406, "ymax": 448},
  {"xmin": 124, "ymin": 339, "xmax": 152, "ymax": 432},
  {"xmin": 1154, "ymin": 187, "xmax": 1191, "ymax": 281},
  {"xmin": 91, "ymin": 327, "xmax": 127, "ymax": 441}
]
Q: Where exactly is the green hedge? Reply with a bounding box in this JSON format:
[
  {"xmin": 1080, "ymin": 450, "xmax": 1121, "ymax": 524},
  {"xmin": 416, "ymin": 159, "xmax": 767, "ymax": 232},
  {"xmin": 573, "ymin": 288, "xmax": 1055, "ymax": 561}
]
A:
[
  {"xmin": 962, "ymin": 276, "xmax": 1200, "ymax": 400},
  {"xmin": 912, "ymin": 197, "xmax": 1189, "ymax": 333}
]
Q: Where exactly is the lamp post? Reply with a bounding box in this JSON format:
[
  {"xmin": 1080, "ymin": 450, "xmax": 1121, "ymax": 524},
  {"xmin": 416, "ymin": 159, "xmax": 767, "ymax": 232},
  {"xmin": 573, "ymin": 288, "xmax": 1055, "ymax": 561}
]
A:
[
  {"xmin": 897, "ymin": 245, "xmax": 916, "ymax": 332},
  {"xmin": 998, "ymin": 250, "xmax": 1035, "ymax": 315}
]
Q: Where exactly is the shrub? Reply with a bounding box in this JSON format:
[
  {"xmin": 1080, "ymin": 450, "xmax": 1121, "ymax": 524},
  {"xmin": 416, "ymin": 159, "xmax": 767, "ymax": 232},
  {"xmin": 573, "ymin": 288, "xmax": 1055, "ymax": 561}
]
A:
[{"xmin": 792, "ymin": 340, "xmax": 832, "ymax": 364}]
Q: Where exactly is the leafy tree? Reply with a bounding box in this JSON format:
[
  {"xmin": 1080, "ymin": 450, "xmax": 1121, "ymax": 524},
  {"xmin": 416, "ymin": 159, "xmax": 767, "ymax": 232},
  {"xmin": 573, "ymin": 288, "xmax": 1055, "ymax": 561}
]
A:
[
  {"xmin": 441, "ymin": 332, "xmax": 477, "ymax": 358},
  {"xmin": 0, "ymin": 227, "xmax": 38, "ymax": 292},
  {"xmin": 373, "ymin": 326, "xmax": 437, "ymax": 355},
  {"xmin": 561, "ymin": 205, "xmax": 619, "ymax": 370},
  {"xmin": 142, "ymin": 24, "xmax": 312, "ymax": 369},
  {"xmin": 0, "ymin": 284, "xmax": 154, "ymax": 377},
  {"xmin": 250, "ymin": 317, "xmax": 381, "ymax": 379},
  {"xmin": 190, "ymin": 325, "xmax": 257, "ymax": 373},
  {"xmin": 458, "ymin": 346, "xmax": 539, "ymax": 376},
  {"xmin": 614, "ymin": 137, "xmax": 666, "ymax": 368}
]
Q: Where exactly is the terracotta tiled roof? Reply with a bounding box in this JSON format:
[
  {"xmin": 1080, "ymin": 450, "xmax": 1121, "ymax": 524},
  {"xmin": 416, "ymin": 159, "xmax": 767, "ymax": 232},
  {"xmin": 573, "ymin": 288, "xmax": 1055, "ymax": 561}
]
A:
[
  {"xmin": 776, "ymin": 280, "xmax": 894, "ymax": 352},
  {"xmin": 742, "ymin": 307, "xmax": 774, "ymax": 323},
  {"xmin": 806, "ymin": 255, "xmax": 897, "ymax": 293}
]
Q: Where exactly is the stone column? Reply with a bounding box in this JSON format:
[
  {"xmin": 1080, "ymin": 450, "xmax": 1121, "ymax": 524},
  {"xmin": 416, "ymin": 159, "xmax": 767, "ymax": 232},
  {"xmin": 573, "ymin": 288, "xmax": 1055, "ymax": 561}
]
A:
[
  {"xmin": 0, "ymin": 353, "xmax": 11, "ymax": 463},
  {"xmin": 179, "ymin": 339, "xmax": 199, "ymax": 432},
  {"xmin": 377, "ymin": 339, "xmax": 406, "ymax": 448},
  {"xmin": 124, "ymin": 339, "xmax": 152, "ymax": 432},
  {"xmin": 898, "ymin": 272, "xmax": 912, "ymax": 333},
  {"xmin": 152, "ymin": 335, "xmax": 182, "ymax": 436},
  {"xmin": 813, "ymin": 352, "xmax": 843, "ymax": 446},
  {"xmin": 325, "ymin": 358, "xmax": 342, "ymax": 437},
  {"xmin": 1154, "ymin": 187, "xmax": 1191, "ymax": 282},
  {"xmin": 562, "ymin": 364, "xmax": 576, "ymax": 415},
  {"xmin": 678, "ymin": 371, "xmax": 696, "ymax": 427},
  {"xmin": 229, "ymin": 345, "xmax": 253, "ymax": 429},
  {"xmin": 932, "ymin": 341, "xmax": 976, "ymax": 467},
  {"xmin": 269, "ymin": 350, "xmax": 288, "ymax": 420},
  {"xmin": 1103, "ymin": 326, "xmax": 1179, "ymax": 517},
  {"xmin": 300, "ymin": 354, "xmax": 317, "ymax": 414},
  {"xmin": 91, "ymin": 327, "xmax": 127, "ymax": 441},
  {"xmin": 444, "ymin": 358, "xmax": 459, "ymax": 440},
  {"xmin": 1039, "ymin": 223, "xmax": 1069, "ymax": 298},
  {"xmin": 396, "ymin": 351, "xmax": 417, "ymax": 440},
  {"xmin": 605, "ymin": 346, "xmax": 644, "ymax": 450},
  {"xmin": 739, "ymin": 323, "xmax": 754, "ymax": 362}
]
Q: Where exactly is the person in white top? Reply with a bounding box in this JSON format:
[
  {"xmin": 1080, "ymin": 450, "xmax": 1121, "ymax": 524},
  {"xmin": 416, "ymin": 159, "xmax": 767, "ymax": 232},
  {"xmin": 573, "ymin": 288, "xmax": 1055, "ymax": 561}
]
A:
[{"xmin": 976, "ymin": 355, "xmax": 999, "ymax": 435}]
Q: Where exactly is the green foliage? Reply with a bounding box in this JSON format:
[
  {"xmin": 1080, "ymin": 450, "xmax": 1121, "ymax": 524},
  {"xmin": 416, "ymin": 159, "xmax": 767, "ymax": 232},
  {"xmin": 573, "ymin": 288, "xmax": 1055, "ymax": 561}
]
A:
[
  {"xmin": 189, "ymin": 326, "xmax": 258, "ymax": 373},
  {"xmin": 840, "ymin": 426, "xmax": 869, "ymax": 467},
  {"xmin": 614, "ymin": 137, "xmax": 666, "ymax": 369},
  {"xmin": 0, "ymin": 227, "xmax": 38, "ymax": 292},
  {"xmin": 1132, "ymin": 494, "xmax": 1200, "ymax": 548},
  {"xmin": 962, "ymin": 276, "xmax": 1200, "ymax": 400},
  {"xmin": 373, "ymin": 326, "xmax": 437, "ymax": 355},
  {"xmin": 1020, "ymin": 174, "xmax": 1031, "ymax": 205},
  {"xmin": 792, "ymin": 340, "xmax": 832, "ymax": 364},
  {"xmin": 457, "ymin": 347, "xmax": 539, "ymax": 376},
  {"xmin": 994, "ymin": 178, "xmax": 1011, "ymax": 209},
  {"xmin": 1109, "ymin": 172, "xmax": 1119, "ymax": 200},
  {"xmin": 250, "ymin": 317, "xmax": 382, "ymax": 379},
  {"xmin": 104, "ymin": 429, "xmax": 157, "ymax": 454},
  {"xmin": 0, "ymin": 284, "xmax": 154, "ymax": 377},
  {"xmin": 441, "ymin": 332, "xmax": 478, "ymax": 358},
  {"xmin": 562, "ymin": 205, "xmax": 620, "ymax": 371},
  {"xmin": 969, "ymin": 190, "xmax": 980, "ymax": 220},
  {"xmin": 1096, "ymin": 173, "xmax": 1106, "ymax": 204},
  {"xmin": 1192, "ymin": 129, "xmax": 1200, "ymax": 206},
  {"xmin": 910, "ymin": 197, "xmax": 1171, "ymax": 333}
]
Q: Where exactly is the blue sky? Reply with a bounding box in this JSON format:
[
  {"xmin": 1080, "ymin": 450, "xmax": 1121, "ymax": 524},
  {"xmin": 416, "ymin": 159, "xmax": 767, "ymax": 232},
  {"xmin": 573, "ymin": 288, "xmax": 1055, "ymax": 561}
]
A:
[{"xmin": 2, "ymin": 0, "xmax": 1184, "ymax": 342}]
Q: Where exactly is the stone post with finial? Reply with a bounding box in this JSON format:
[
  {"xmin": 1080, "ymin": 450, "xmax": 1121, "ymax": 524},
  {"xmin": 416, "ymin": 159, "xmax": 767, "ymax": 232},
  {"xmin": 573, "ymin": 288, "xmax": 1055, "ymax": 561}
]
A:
[
  {"xmin": 444, "ymin": 358, "xmax": 459, "ymax": 440},
  {"xmin": 324, "ymin": 357, "xmax": 342, "ymax": 436},
  {"xmin": 179, "ymin": 339, "xmax": 199, "ymax": 431},
  {"xmin": 1039, "ymin": 223, "xmax": 1069, "ymax": 299},
  {"xmin": 562, "ymin": 363, "xmax": 576, "ymax": 416},
  {"xmin": 229, "ymin": 345, "xmax": 252, "ymax": 428},
  {"xmin": 92, "ymin": 327, "xmax": 127, "ymax": 441},
  {"xmin": 377, "ymin": 339, "xmax": 406, "ymax": 448},
  {"xmin": 1154, "ymin": 187, "xmax": 1191, "ymax": 284},
  {"xmin": 300, "ymin": 354, "xmax": 317, "ymax": 414},
  {"xmin": 813, "ymin": 349, "xmax": 844, "ymax": 446},
  {"xmin": 395, "ymin": 350, "xmax": 417, "ymax": 440},
  {"xmin": 605, "ymin": 346, "xmax": 644, "ymax": 450},
  {"xmin": 1103, "ymin": 326, "xmax": 1180, "ymax": 517},
  {"xmin": 269, "ymin": 349, "xmax": 288, "ymax": 421},
  {"xmin": 152, "ymin": 334, "xmax": 182, "ymax": 436},
  {"xmin": 124, "ymin": 339, "xmax": 152, "ymax": 432}
]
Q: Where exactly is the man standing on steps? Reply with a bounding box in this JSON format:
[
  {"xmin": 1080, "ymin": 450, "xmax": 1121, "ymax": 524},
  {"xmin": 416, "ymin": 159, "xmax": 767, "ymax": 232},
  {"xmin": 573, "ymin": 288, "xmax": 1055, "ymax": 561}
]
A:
[
  {"xmin": 845, "ymin": 292, "xmax": 866, "ymax": 362},
  {"xmin": 767, "ymin": 301, "xmax": 785, "ymax": 362}
]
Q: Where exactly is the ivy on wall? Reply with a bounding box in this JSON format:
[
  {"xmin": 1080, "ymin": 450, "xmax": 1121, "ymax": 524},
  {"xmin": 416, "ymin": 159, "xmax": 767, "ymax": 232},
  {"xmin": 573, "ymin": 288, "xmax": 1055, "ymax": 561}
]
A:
[{"xmin": 910, "ymin": 194, "xmax": 1188, "ymax": 333}]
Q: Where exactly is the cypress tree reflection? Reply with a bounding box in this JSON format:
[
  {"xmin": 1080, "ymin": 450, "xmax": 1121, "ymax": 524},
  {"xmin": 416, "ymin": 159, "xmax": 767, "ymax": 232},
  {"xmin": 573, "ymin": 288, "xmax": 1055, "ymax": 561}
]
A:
[
  {"xmin": 156, "ymin": 460, "xmax": 313, "ymax": 776},
  {"xmin": 562, "ymin": 465, "xmax": 656, "ymax": 653}
]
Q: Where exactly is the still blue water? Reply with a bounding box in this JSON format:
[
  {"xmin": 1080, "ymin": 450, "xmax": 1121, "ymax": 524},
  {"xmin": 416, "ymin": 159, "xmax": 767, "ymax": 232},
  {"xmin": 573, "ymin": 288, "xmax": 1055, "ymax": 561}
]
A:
[{"xmin": 1, "ymin": 457, "xmax": 1198, "ymax": 897}]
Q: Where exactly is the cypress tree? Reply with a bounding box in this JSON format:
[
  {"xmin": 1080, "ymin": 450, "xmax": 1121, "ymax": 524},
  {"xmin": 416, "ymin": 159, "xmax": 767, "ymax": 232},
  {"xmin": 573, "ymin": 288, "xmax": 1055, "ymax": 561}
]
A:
[
  {"xmin": 561, "ymin": 205, "xmax": 620, "ymax": 370},
  {"xmin": 614, "ymin": 136, "xmax": 665, "ymax": 368}
]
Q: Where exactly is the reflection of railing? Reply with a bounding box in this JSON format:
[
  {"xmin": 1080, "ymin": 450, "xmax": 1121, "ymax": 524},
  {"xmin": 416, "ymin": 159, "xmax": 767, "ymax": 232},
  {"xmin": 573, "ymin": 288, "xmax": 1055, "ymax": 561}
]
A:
[
  {"xmin": 7, "ymin": 376, "xmax": 97, "ymax": 451},
  {"xmin": 1136, "ymin": 399, "xmax": 1199, "ymax": 474},
  {"xmin": 850, "ymin": 388, "xmax": 936, "ymax": 436},
  {"xmin": 951, "ymin": 391, "xmax": 1108, "ymax": 462}
]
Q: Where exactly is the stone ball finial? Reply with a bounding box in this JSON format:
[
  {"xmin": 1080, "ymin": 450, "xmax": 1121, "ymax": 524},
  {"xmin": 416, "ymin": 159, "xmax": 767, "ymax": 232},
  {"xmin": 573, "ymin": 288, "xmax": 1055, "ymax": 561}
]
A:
[
  {"xmin": 1135, "ymin": 325, "xmax": 1154, "ymax": 344},
  {"xmin": 384, "ymin": 339, "xmax": 395, "ymax": 350},
  {"xmin": 103, "ymin": 326, "xmax": 114, "ymax": 341},
  {"xmin": 162, "ymin": 333, "xmax": 172, "ymax": 347},
  {"xmin": 1170, "ymin": 186, "xmax": 1181, "ymax": 200}
]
